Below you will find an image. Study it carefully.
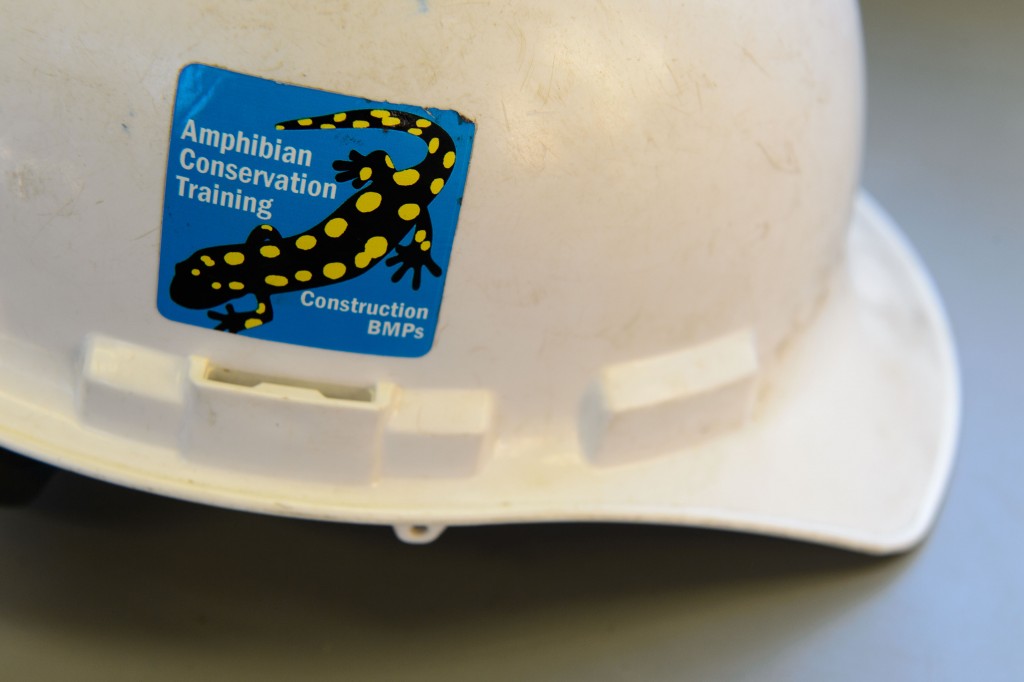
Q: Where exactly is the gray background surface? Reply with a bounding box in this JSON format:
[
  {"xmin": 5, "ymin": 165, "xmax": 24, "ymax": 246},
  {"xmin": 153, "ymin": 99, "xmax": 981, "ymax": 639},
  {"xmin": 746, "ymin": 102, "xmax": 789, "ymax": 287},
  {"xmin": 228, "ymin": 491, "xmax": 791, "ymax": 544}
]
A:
[{"xmin": 2, "ymin": 0, "xmax": 1022, "ymax": 679}]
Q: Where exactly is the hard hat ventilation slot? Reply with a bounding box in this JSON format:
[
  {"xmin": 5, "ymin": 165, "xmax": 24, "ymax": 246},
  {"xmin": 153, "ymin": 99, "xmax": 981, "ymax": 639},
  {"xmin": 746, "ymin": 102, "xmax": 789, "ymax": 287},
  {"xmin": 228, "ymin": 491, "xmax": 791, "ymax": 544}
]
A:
[
  {"xmin": 582, "ymin": 329, "xmax": 760, "ymax": 466},
  {"xmin": 181, "ymin": 358, "xmax": 395, "ymax": 484},
  {"xmin": 203, "ymin": 365, "xmax": 375, "ymax": 403}
]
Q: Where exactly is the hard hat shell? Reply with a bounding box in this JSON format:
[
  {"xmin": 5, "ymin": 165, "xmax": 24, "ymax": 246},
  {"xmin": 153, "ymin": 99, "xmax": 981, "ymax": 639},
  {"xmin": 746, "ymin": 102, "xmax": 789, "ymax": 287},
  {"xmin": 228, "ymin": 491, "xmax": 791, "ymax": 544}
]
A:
[{"xmin": 0, "ymin": 0, "xmax": 958, "ymax": 553}]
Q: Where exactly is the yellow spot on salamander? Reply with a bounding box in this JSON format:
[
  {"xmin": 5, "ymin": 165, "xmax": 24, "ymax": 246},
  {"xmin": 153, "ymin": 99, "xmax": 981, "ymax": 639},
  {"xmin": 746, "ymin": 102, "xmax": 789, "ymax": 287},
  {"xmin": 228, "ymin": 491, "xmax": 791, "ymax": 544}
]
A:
[
  {"xmin": 244, "ymin": 318, "xmax": 263, "ymax": 329},
  {"xmin": 260, "ymin": 245, "xmax": 280, "ymax": 258},
  {"xmin": 260, "ymin": 224, "xmax": 274, "ymax": 231},
  {"xmin": 409, "ymin": 128, "xmax": 422, "ymax": 136},
  {"xmin": 398, "ymin": 203, "xmax": 421, "ymax": 221},
  {"xmin": 443, "ymin": 151, "xmax": 456, "ymax": 169},
  {"xmin": 211, "ymin": 282, "xmax": 222, "ymax": 290},
  {"xmin": 275, "ymin": 125, "xmax": 284, "ymax": 131},
  {"xmin": 365, "ymin": 236, "xmax": 389, "ymax": 258},
  {"xmin": 414, "ymin": 230, "xmax": 426, "ymax": 243},
  {"xmin": 200, "ymin": 255, "xmax": 215, "ymax": 267},
  {"xmin": 353, "ymin": 120, "xmax": 370, "ymax": 129},
  {"xmin": 298, "ymin": 118, "xmax": 313, "ymax": 126},
  {"xmin": 393, "ymin": 169, "xmax": 420, "ymax": 186},
  {"xmin": 356, "ymin": 192, "xmax": 382, "ymax": 213},
  {"xmin": 354, "ymin": 236, "xmax": 390, "ymax": 270},
  {"xmin": 229, "ymin": 281, "xmax": 244, "ymax": 291},
  {"xmin": 265, "ymin": 275, "xmax": 289, "ymax": 287},
  {"xmin": 430, "ymin": 178, "xmax": 445, "ymax": 194},
  {"xmin": 324, "ymin": 218, "xmax": 348, "ymax": 238},
  {"xmin": 320, "ymin": 123, "xmax": 336, "ymax": 129},
  {"xmin": 359, "ymin": 167, "xmax": 372, "ymax": 182},
  {"xmin": 382, "ymin": 116, "xmax": 401, "ymax": 127},
  {"xmin": 370, "ymin": 110, "xmax": 389, "ymax": 118},
  {"xmin": 323, "ymin": 262, "xmax": 347, "ymax": 280},
  {"xmin": 333, "ymin": 113, "xmax": 347, "ymax": 123},
  {"xmin": 385, "ymin": 155, "xmax": 394, "ymax": 169},
  {"xmin": 416, "ymin": 119, "xmax": 432, "ymax": 128},
  {"xmin": 256, "ymin": 303, "xmax": 267, "ymax": 315},
  {"xmin": 224, "ymin": 251, "xmax": 244, "ymax": 266},
  {"xmin": 295, "ymin": 270, "xmax": 312, "ymax": 282},
  {"xmin": 428, "ymin": 138, "xmax": 440, "ymax": 154},
  {"xmin": 420, "ymin": 241, "xmax": 431, "ymax": 251},
  {"xmin": 296, "ymin": 235, "xmax": 317, "ymax": 250},
  {"xmin": 191, "ymin": 268, "xmax": 201, "ymax": 276}
]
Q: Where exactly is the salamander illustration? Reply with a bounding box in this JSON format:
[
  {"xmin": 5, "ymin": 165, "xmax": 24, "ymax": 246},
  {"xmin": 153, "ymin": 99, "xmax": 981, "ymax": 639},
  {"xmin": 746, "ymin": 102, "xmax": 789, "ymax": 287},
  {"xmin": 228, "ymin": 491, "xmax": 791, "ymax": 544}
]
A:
[{"xmin": 168, "ymin": 108, "xmax": 457, "ymax": 333}]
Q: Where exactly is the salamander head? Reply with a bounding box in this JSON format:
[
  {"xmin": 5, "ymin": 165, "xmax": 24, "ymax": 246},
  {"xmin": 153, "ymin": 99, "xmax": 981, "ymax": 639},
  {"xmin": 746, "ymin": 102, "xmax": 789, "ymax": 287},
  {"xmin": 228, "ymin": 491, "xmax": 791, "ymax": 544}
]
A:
[{"xmin": 170, "ymin": 248, "xmax": 245, "ymax": 309}]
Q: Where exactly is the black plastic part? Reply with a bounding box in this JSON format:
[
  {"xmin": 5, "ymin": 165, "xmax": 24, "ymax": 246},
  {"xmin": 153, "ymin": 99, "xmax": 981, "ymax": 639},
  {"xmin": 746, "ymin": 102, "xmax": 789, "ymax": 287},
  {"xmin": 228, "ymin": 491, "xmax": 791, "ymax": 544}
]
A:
[{"xmin": 0, "ymin": 448, "xmax": 56, "ymax": 505}]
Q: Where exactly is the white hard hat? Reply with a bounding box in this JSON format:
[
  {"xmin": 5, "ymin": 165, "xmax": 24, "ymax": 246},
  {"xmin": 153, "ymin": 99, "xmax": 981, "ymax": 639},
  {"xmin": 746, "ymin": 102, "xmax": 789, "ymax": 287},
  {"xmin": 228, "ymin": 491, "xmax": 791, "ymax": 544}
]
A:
[{"xmin": 0, "ymin": 0, "xmax": 958, "ymax": 553}]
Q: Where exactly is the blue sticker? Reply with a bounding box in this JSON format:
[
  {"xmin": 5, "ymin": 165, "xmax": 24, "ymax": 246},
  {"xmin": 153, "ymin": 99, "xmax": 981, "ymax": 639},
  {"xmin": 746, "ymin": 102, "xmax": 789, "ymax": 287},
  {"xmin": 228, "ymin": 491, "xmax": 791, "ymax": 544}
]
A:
[{"xmin": 157, "ymin": 64, "xmax": 475, "ymax": 357}]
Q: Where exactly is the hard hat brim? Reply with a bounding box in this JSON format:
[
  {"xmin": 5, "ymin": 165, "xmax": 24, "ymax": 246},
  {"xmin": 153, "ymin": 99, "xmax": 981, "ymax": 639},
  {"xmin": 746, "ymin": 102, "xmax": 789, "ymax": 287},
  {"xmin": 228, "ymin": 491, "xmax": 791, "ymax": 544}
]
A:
[{"xmin": 0, "ymin": 193, "xmax": 958, "ymax": 555}]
